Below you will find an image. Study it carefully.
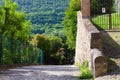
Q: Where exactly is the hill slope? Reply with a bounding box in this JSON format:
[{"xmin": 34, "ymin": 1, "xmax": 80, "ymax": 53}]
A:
[
  {"xmin": 12, "ymin": 0, "xmax": 70, "ymax": 35},
  {"xmin": 0, "ymin": 0, "xmax": 70, "ymax": 35}
]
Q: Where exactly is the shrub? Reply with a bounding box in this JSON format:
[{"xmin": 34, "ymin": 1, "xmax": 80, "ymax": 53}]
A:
[
  {"xmin": 79, "ymin": 61, "xmax": 93, "ymax": 79},
  {"xmin": 63, "ymin": 0, "xmax": 81, "ymax": 50}
]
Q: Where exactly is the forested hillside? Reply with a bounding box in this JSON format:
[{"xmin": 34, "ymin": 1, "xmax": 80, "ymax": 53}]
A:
[
  {"xmin": 0, "ymin": 0, "xmax": 76, "ymax": 65},
  {"xmin": 1, "ymin": 0, "xmax": 70, "ymax": 35}
]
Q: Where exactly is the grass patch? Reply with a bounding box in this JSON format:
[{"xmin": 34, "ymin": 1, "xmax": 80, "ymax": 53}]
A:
[
  {"xmin": 79, "ymin": 61, "xmax": 93, "ymax": 80},
  {"xmin": 92, "ymin": 13, "xmax": 120, "ymax": 30}
]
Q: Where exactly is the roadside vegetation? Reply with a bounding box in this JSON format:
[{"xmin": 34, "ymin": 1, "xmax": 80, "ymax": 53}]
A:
[
  {"xmin": 63, "ymin": 0, "xmax": 81, "ymax": 50},
  {"xmin": 0, "ymin": 0, "xmax": 74, "ymax": 65},
  {"xmin": 79, "ymin": 61, "xmax": 93, "ymax": 80}
]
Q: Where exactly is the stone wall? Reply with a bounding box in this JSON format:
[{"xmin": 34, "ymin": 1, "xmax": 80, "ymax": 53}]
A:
[
  {"xmin": 75, "ymin": 11, "xmax": 102, "ymax": 65},
  {"xmin": 75, "ymin": 11, "xmax": 90, "ymax": 65}
]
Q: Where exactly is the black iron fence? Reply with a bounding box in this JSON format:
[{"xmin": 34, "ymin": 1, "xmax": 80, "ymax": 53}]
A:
[{"xmin": 91, "ymin": 0, "xmax": 120, "ymax": 30}]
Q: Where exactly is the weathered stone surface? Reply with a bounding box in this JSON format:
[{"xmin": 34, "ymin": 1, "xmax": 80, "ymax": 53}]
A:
[
  {"xmin": 75, "ymin": 11, "xmax": 102, "ymax": 65},
  {"xmin": 91, "ymin": 33, "xmax": 102, "ymax": 51},
  {"xmin": 75, "ymin": 0, "xmax": 108, "ymax": 78},
  {"xmin": 101, "ymin": 30, "xmax": 120, "ymax": 58},
  {"xmin": 90, "ymin": 49, "xmax": 108, "ymax": 78},
  {"xmin": 81, "ymin": 0, "xmax": 90, "ymax": 18},
  {"xmin": 75, "ymin": 11, "xmax": 90, "ymax": 65},
  {"xmin": 75, "ymin": 11, "xmax": 108, "ymax": 78},
  {"xmin": 95, "ymin": 58, "xmax": 120, "ymax": 80}
]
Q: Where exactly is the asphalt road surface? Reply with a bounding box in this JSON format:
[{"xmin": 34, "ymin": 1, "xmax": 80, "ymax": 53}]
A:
[{"xmin": 0, "ymin": 65, "xmax": 80, "ymax": 80}]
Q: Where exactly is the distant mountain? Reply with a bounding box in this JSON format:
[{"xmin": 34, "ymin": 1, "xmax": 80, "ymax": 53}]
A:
[{"xmin": 4, "ymin": 0, "xmax": 70, "ymax": 35}]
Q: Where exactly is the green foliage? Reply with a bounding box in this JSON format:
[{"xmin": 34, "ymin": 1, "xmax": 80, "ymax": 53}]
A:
[
  {"xmin": 63, "ymin": 0, "xmax": 81, "ymax": 49},
  {"xmin": 91, "ymin": 0, "xmax": 114, "ymax": 15},
  {"xmin": 0, "ymin": 0, "xmax": 76, "ymax": 65},
  {"xmin": 79, "ymin": 61, "xmax": 93, "ymax": 79},
  {"xmin": 1, "ymin": 0, "xmax": 70, "ymax": 34},
  {"xmin": 50, "ymin": 36, "xmax": 63, "ymax": 53},
  {"xmin": 2, "ymin": 49, "xmax": 12, "ymax": 65},
  {"xmin": 33, "ymin": 34, "xmax": 66, "ymax": 64},
  {"xmin": 33, "ymin": 34, "xmax": 52, "ymax": 64},
  {"xmin": 34, "ymin": 34, "xmax": 51, "ymax": 51},
  {"xmin": 0, "ymin": 0, "xmax": 40, "ymax": 65},
  {"xmin": 91, "ymin": 0, "xmax": 117, "ymax": 30}
]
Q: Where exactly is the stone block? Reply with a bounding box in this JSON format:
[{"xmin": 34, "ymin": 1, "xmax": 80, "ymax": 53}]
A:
[{"xmin": 89, "ymin": 49, "xmax": 108, "ymax": 78}]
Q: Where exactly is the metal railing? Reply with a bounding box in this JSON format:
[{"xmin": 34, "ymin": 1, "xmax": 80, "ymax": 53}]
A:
[{"xmin": 91, "ymin": 0, "xmax": 120, "ymax": 30}]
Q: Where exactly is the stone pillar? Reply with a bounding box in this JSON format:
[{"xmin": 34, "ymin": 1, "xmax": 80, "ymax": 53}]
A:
[{"xmin": 81, "ymin": 0, "xmax": 90, "ymax": 18}]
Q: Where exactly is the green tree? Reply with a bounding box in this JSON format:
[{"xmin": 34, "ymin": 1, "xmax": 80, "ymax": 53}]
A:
[
  {"xmin": 91, "ymin": 0, "xmax": 114, "ymax": 15},
  {"xmin": 1, "ymin": 0, "xmax": 70, "ymax": 35},
  {"xmin": 0, "ymin": 0, "xmax": 32, "ymax": 64},
  {"xmin": 63, "ymin": 0, "xmax": 81, "ymax": 50},
  {"xmin": 50, "ymin": 36, "xmax": 63, "ymax": 53},
  {"xmin": 33, "ymin": 34, "xmax": 51, "ymax": 64},
  {"xmin": 34, "ymin": 34, "xmax": 51, "ymax": 51},
  {"xmin": 0, "ymin": 5, "xmax": 5, "ymax": 63},
  {"xmin": 4, "ymin": 0, "xmax": 31, "ymax": 63}
]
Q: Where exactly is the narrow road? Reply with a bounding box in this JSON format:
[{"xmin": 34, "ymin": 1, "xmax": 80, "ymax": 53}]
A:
[{"xmin": 0, "ymin": 65, "xmax": 80, "ymax": 80}]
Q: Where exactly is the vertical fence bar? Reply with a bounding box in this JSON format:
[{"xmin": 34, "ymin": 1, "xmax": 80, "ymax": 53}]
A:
[
  {"xmin": 116, "ymin": 1, "xmax": 118, "ymax": 27},
  {"xmin": 109, "ymin": 0, "xmax": 112, "ymax": 29}
]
